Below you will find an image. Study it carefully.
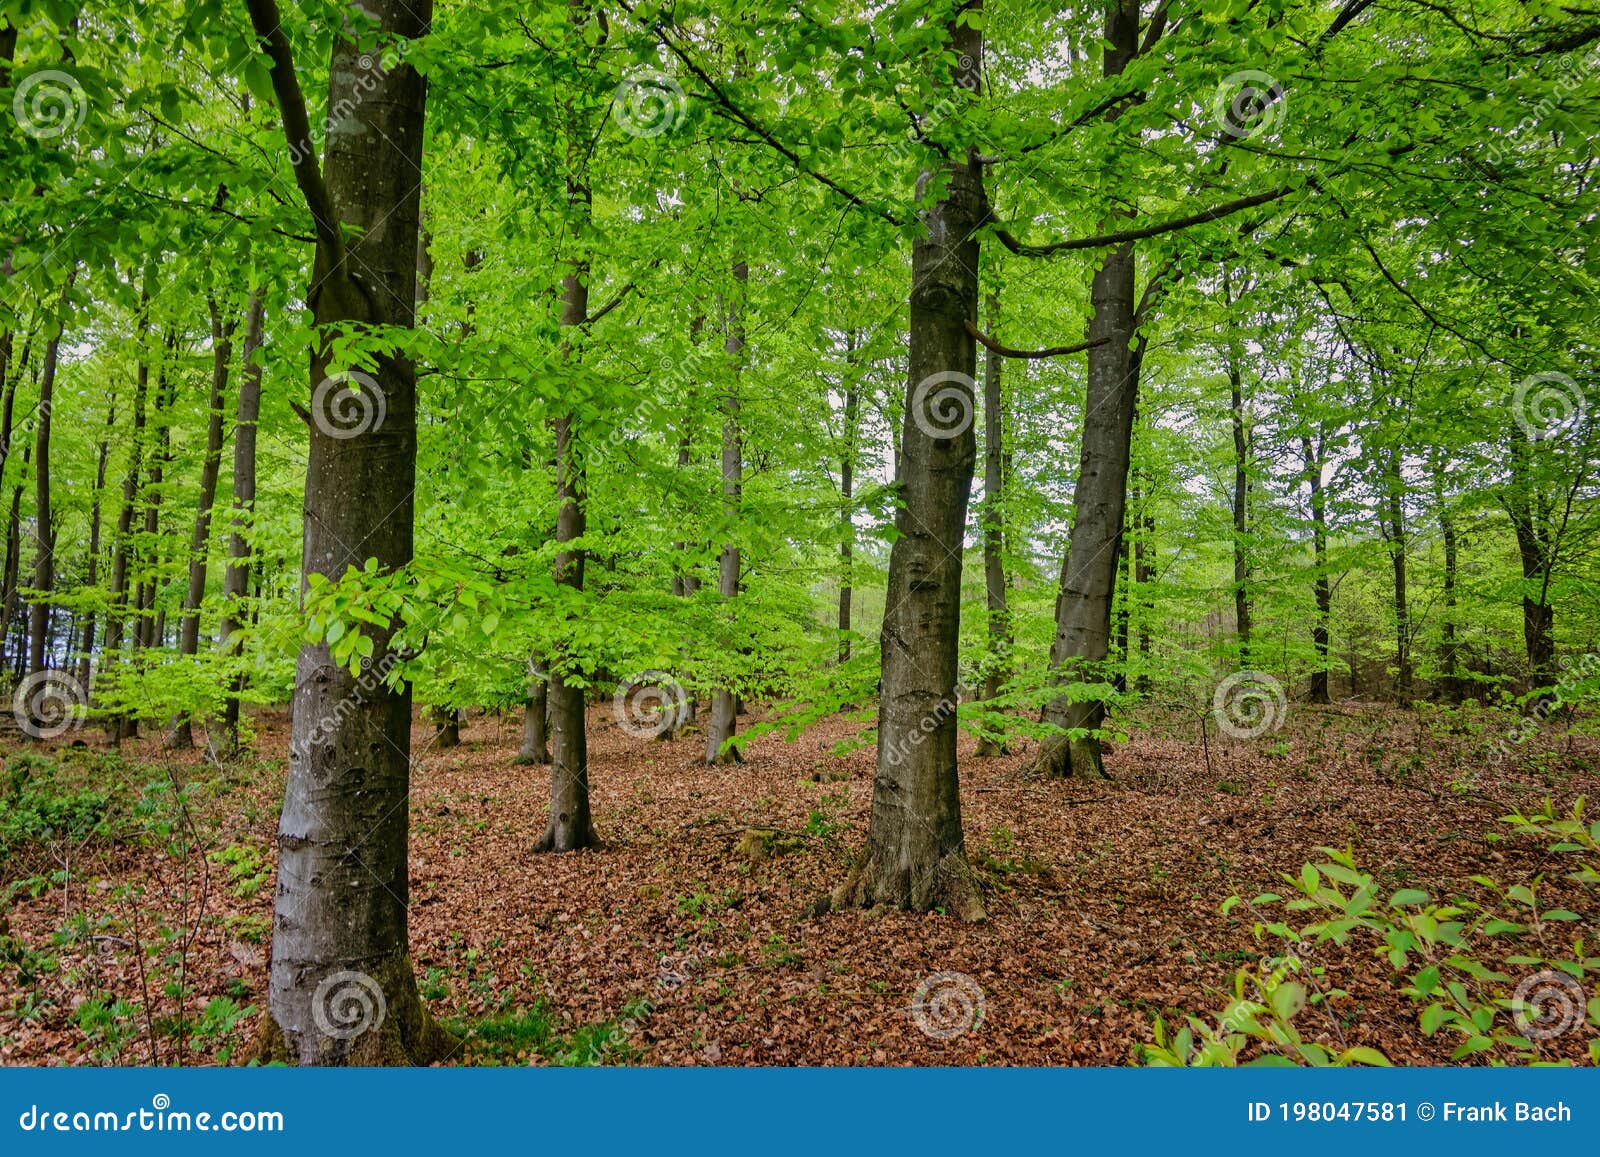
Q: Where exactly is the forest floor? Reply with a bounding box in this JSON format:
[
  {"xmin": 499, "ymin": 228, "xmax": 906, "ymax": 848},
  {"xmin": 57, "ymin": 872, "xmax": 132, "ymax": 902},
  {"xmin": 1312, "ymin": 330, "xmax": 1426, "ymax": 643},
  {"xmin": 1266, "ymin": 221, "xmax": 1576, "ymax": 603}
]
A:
[{"xmin": 1, "ymin": 699, "xmax": 1597, "ymax": 1066}]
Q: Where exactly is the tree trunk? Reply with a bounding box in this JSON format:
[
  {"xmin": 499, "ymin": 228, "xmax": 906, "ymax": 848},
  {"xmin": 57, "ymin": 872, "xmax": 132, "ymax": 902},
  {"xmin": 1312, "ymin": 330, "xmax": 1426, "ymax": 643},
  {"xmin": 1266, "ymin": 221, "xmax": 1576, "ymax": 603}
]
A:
[
  {"xmin": 1132, "ymin": 477, "xmax": 1153, "ymax": 691},
  {"xmin": 429, "ymin": 704, "xmax": 461, "ymax": 748},
  {"xmin": 76, "ymin": 405, "xmax": 115, "ymax": 694},
  {"xmin": 822, "ymin": 8, "xmax": 985, "ymax": 923},
  {"xmin": 536, "ymin": 160, "xmax": 599, "ymax": 853},
  {"xmin": 1505, "ymin": 430, "xmax": 1556, "ymax": 684},
  {"xmin": 837, "ymin": 329, "xmax": 859, "ymax": 665},
  {"xmin": 0, "ymin": 327, "xmax": 25, "ymax": 673},
  {"xmin": 975, "ymin": 292, "xmax": 1010, "ymax": 757},
  {"xmin": 25, "ymin": 325, "xmax": 65, "ymax": 693},
  {"xmin": 516, "ymin": 662, "xmax": 550, "ymax": 764},
  {"xmin": 705, "ymin": 260, "xmax": 746, "ymax": 766},
  {"xmin": 1384, "ymin": 447, "xmax": 1412, "ymax": 703},
  {"xmin": 134, "ymin": 337, "xmax": 178, "ymax": 657},
  {"xmin": 169, "ymin": 297, "xmax": 235, "ymax": 748},
  {"xmin": 1224, "ymin": 270, "xmax": 1251, "ymax": 664},
  {"xmin": 247, "ymin": 0, "xmax": 450, "ymax": 1066},
  {"xmin": 1033, "ymin": 255, "xmax": 1141, "ymax": 779},
  {"xmin": 1429, "ymin": 452, "xmax": 1462, "ymax": 700},
  {"xmin": 1033, "ymin": 1, "xmax": 1144, "ymax": 780},
  {"xmin": 1301, "ymin": 432, "xmax": 1332, "ymax": 704},
  {"xmin": 657, "ymin": 313, "xmax": 704, "ymax": 740},
  {"xmin": 219, "ymin": 289, "xmax": 265, "ymax": 754},
  {"xmin": 0, "ymin": 443, "xmax": 27, "ymax": 677},
  {"xmin": 101, "ymin": 278, "xmax": 153, "ymax": 742}
]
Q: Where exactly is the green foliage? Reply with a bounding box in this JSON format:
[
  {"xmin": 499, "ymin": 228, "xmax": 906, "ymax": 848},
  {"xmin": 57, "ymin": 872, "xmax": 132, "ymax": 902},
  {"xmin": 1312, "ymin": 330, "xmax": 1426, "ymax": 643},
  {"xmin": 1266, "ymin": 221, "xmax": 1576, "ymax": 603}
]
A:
[{"xmin": 1155, "ymin": 801, "xmax": 1600, "ymax": 1066}]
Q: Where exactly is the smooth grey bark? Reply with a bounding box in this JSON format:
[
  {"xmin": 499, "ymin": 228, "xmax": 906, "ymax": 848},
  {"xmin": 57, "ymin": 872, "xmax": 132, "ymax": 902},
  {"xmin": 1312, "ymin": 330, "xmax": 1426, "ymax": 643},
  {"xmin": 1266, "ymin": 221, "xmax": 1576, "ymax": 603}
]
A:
[
  {"xmin": 25, "ymin": 325, "xmax": 64, "ymax": 694},
  {"xmin": 169, "ymin": 297, "xmax": 235, "ymax": 748},
  {"xmin": 822, "ymin": 6, "xmax": 985, "ymax": 923},
  {"xmin": 975, "ymin": 293, "xmax": 1010, "ymax": 757},
  {"xmin": 1301, "ymin": 431, "xmax": 1332, "ymax": 703},
  {"xmin": 134, "ymin": 340, "xmax": 178, "ymax": 656},
  {"xmin": 705, "ymin": 260, "xmax": 746, "ymax": 766},
  {"xmin": 657, "ymin": 313, "xmax": 704, "ymax": 740},
  {"xmin": 101, "ymin": 280, "xmax": 151, "ymax": 741},
  {"xmin": 1432, "ymin": 453, "xmax": 1463, "ymax": 700},
  {"xmin": 220, "ymin": 290, "xmax": 265, "ymax": 753},
  {"xmin": 516, "ymin": 663, "xmax": 550, "ymax": 764},
  {"xmin": 1034, "ymin": 245, "xmax": 1141, "ymax": 779},
  {"xmin": 1223, "ymin": 268, "xmax": 1251, "ymax": 663},
  {"xmin": 536, "ymin": 165, "xmax": 598, "ymax": 852},
  {"xmin": 1382, "ymin": 444, "xmax": 1412, "ymax": 702},
  {"xmin": 1504, "ymin": 429, "xmax": 1558, "ymax": 683},
  {"xmin": 1034, "ymin": 1, "xmax": 1144, "ymax": 780},
  {"xmin": 0, "ymin": 327, "xmax": 25, "ymax": 672},
  {"xmin": 837, "ymin": 330, "xmax": 859, "ymax": 665},
  {"xmin": 75, "ymin": 404, "xmax": 115, "ymax": 695},
  {"xmin": 248, "ymin": 0, "xmax": 449, "ymax": 1065}
]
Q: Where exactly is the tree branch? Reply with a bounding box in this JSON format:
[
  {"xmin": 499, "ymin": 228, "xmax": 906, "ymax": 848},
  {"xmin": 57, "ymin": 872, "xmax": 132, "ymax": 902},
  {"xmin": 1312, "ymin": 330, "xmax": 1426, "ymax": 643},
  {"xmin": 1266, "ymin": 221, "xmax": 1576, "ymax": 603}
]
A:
[
  {"xmin": 964, "ymin": 320, "xmax": 1104, "ymax": 359},
  {"xmin": 241, "ymin": 0, "xmax": 345, "ymax": 266},
  {"xmin": 990, "ymin": 186, "xmax": 1296, "ymax": 258}
]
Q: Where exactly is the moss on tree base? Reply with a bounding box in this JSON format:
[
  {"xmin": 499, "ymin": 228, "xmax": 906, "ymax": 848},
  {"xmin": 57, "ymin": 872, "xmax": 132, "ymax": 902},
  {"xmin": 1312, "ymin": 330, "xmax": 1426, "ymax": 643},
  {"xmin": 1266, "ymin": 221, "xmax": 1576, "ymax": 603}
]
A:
[
  {"xmin": 1030, "ymin": 735, "xmax": 1109, "ymax": 780},
  {"xmin": 245, "ymin": 960, "xmax": 458, "ymax": 1067},
  {"xmin": 816, "ymin": 851, "xmax": 987, "ymax": 923}
]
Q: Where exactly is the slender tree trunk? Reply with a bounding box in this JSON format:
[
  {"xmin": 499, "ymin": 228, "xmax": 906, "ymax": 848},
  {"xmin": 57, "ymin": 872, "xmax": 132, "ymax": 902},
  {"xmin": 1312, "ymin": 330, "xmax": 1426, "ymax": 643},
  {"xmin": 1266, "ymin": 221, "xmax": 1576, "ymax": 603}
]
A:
[
  {"xmin": 429, "ymin": 704, "xmax": 460, "ymax": 748},
  {"xmin": 1434, "ymin": 459, "xmax": 1461, "ymax": 700},
  {"xmin": 0, "ymin": 443, "xmax": 26, "ymax": 676},
  {"xmin": 1224, "ymin": 271, "xmax": 1251, "ymax": 663},
  {"xmin": 134, "ymin": 337, "xmax": 178, "ymax": 656},
  {"xmin": 1505, "ymin": 431, "xmax": 1556, "ymax": 683},
  {"xmin": 169, "ymin": 298, "xmax": 235, "ymax": 748},
  {"xmin": 516, "ymin": 661, "xmax": 550, "ymax": 764},
  {"xmin": 76, "ymin": 405, "xmax": 115, "ymax": 694},
  {"xmin": 1384, "ymin": 447, "xmax": 1412, "ymax": 703},
  {"xmin": 0, "ymin": 328, "xmax": 25, "ymax": 672},
  {"xmin": 1301, "ymin": 432, "xmax": 1332, "ymax": 704},
  {"xmin": 1132, "ymin": 477, "xmax": 1153, "ymax": 691},
  {"xmin": 658, "ymin": 317, "xmax": 704, "ymax": 740},
  {"xmin": 101, "ymin": 279, "xmax": 153, "ymax": 741},
  {"xmin": 247, "ymin": 0, "xmax": 449, "ymax": 1065},
  {"xmin": 705, "ymin": 260, "xmax": 746, "ymax": 766},
  {"xmin": 219, "ymin": 290, "xmax": 265, "ymax": 754},
  {"xmin": 537, "ymin": 162, "xmax": 598, "ymax": 852},
  {"xmin": 822, "ymin": 8, "xmax": 985, "ymax": 922},
  {"xmin": 25, "ymin": 325, "xmax": 65, "ymax": 692},
  {"xmin": 975, "ymin": 292, "xmax": 1010, "ymax": 757},
  {"xmin": 1033, "ymin": 1, "xmax": 1144, "ymax": 780},
  {"xmin": 836, "ymin": 329, "xmax": 859, "ymax": 666}
]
